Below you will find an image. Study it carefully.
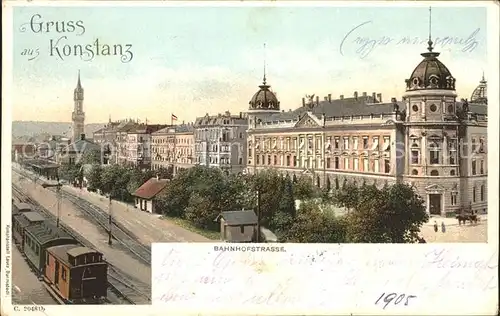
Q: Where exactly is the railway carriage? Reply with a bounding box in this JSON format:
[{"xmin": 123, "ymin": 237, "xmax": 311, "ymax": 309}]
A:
[
  {"xmin": 13, "ymin": 202, "xmax": 33, "ymax": 213},
  {"xmin": 12, "ymin": 211, "xmax": 46, "ymax": 250},
  {"xmin": 45, "ymin": 245, "xmax": 108, "ymax": 303},
  {"xmin": 23, "ymin": 222, "xmax": 78, "ymax": 278}
]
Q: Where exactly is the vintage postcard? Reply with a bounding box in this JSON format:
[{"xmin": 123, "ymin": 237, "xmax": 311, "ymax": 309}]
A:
[{"xmin": 1, "ymin": 1, "xmax": 498, "ymax": 315}]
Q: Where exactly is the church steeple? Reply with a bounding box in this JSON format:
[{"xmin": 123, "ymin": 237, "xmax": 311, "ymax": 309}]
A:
[{"xmin": 72, "ymin": 70, "xmax": 85, "ymax": 142}]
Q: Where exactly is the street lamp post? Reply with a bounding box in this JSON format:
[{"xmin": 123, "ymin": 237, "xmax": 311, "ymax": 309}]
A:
[{"xmin": 41, "ymin": 171, "xmax": 63, "ymax": 228}]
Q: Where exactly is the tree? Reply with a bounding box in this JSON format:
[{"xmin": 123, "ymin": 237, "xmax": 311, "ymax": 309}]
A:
[
  {"xmin": 284, "ymin": 201, "xmax": 347, "ymax": 243},
  {"xmin": 342, "ymin": 183, "xmax": 428, "ymax": 243},
  {"xmin": 293, "ymin": 175, "xmax": 318, "ymax": 200},
  {"xmin": 81, "ymin": 149, "xmax": 102, "ymax": 165},
  {"xmin": 87, "ymin": 164, "xmax": 102, "ymax": 191},
  {"xmin": 100, "ymin": 164, "xmax": 130, "ymax": 199},
  {"xmin": 127, "ymin": 168, "xmax": 154, "ymax": 195}
]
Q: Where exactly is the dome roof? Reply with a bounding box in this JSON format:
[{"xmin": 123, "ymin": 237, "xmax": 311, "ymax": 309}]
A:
[
  {"xmin": 249, "ymin": 76, "xmax": 280, "ymax": 111},
  {"xmin": 405, "ymin": 41, "xmax": 456, "ymax": 91},
  {"xmin": 470, "ymin": 75, "xmax": 487, "ymax": 104}
]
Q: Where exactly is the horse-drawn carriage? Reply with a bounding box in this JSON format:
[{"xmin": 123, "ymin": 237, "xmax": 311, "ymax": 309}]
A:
[{"xmin": 455, "ymin": 207, "xmax": 479, "ymax": 225}]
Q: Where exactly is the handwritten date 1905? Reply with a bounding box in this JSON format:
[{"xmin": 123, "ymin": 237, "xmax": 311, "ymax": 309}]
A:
[{"xmin": 375, "ymin": 292, "xmax": 416, "ymax": 309}]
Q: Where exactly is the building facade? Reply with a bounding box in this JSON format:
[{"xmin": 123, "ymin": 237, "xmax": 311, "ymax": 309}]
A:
[
  {"xmin": 72, "ymin": 71, "xmax": 85, "ymax": 143},
  {"xmin": 151, "ymin": 123, "xmax": 195, "ymax": 175},
  {"xmin": 93, "ymin": 119, "xmax": 138, "ymax": 165},
  {"xmin": 194, "ymin": 111, "xmax": 248, "ymax": 174},
  {"xmin": 125, "ymin": 124, "xmax": 168, "ymax": 169},
  {"xmin": 246, "ymin": 41, "xmax": 487, "ymax": 216}
]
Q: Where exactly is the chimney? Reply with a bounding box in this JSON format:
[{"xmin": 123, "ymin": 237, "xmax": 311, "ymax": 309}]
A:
[
  {"xmin": 316, "ymin": 96, "xmax": 319, "ymax": 106},
  {"xmin": 354, "ymin": 91, "xmax": 358, "ymax": 100},
  {"xmin": 239, "ymin": 112, "xmax": 242, "ymax": 118},
  {"xmin": 328, "ymin": 94, "xmax": 332, "ymax": 103},
  {"xmin": 372, "ymin": 92, "xmax": 377, "ymax": 102},
  {"xmin": 324, "ymin": 96, "xmax": 328, "ymax": 101},
  {"xmin": 80, "ymin": 134, "xmax": 85, "ymax": 140},
  {"xmin": 377, "ymin": 93, "xmax": 382, "ymax": 102},
  {"xmin": 302, "ymin": 98, "xmax": 306, "ymax": 107},
  {"xmin": 362, "ymin": 92, "xmax": 367, "ymax": 97},
  {"xmin": 340, "ymin": 95, "xmax": 344, "ymax": 100}
]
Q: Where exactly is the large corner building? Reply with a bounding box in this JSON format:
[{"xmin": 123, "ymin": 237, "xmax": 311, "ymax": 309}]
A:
[{"xmin": 246, "ymin": 40, "xmax": 487, "ymax": 217}]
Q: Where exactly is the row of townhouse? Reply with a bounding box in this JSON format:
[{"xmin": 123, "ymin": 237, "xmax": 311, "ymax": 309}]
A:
[{"xmin": 89, "ymin": 41, "xmax": 488, "ymax": 217}]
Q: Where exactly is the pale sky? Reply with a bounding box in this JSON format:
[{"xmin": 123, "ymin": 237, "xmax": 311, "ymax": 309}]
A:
[{"xmin": 12, "ymin": 4, "xmax": 487, "ymax": 124}]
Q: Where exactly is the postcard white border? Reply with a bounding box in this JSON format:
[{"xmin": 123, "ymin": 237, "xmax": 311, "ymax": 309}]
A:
[{"xmin": 1, "ymin": 1, "xmax": 499, "ymax": 315}]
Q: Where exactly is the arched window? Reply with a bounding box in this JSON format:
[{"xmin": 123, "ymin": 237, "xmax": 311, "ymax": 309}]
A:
[
  {"xmin": 429, "ymin": 140, "xmax": 441, "ymax": 165},
  {"xmin": 411, "ymin": 143, "xmax": 420, "ymax": 164},
  {"xmin": 430, "ymin": 170, "xmax": 439, "ymax": 176},
  {"xmin": 480, "ymin": 185, "xmax": 485, "ymax": 201}
]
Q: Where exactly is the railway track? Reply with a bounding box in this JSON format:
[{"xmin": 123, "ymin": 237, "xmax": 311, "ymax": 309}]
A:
[
  {"xmin": 13, "ymin": 167, "xmax": 151, "ymax": 265},
  {"xmin": 12, "ymin": 181, "xmax": 152, "ymax": 305}
]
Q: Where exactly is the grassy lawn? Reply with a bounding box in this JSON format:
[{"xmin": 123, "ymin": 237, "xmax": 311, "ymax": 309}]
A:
[{"xmin": 161, "ymin": 215, "xmax": 220, "ymax": 240}]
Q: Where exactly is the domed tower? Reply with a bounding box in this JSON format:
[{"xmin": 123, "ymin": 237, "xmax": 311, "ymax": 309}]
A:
[
  {"xmin": 470, "ymin": 73, "xmax": 487, "ymax": 104},
  {"xmin": 403, "ymin": 8, "xmax": 461, "ymax": 216},
  {"xmin": 247, "ymin": 74, "xmax": 280, "ymax": 128}
]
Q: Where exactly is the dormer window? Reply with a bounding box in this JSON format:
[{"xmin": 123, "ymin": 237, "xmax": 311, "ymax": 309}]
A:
[
  {"xmin": 429, "ymin": 75, "xmax": 439, "ymax": 86},
  {"xmin": 412, "ymin": 78, "xmax": 420, "ymax": 86}
]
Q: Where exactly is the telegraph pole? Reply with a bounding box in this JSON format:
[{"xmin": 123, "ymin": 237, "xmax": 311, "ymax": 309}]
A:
[
  {"xmin": 256, "ymin": 185, "xmax": 261, "ymax": 243},
  {"xmin": 108, "ymin": 194, "xmax": 113, "ymax": 245},
  {"xmin": 41, "ymin": 170, "xmax": 63, "ymax": 228}
]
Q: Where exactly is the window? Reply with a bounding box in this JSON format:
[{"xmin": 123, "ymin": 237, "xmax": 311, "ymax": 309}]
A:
[
  {"xmin": 480, "ymin": 185, "xmax": 485, "ymax": 201},
  {"xmin": 411, "ymin": 149, "xmax": 420, "ymax": 164},
  {"xmin": 412, "ymin": 104, "xmax": 419, "ymax": 112},
  {"xmin": 353, "ymin": 137, "xmax": 359, "ymax": 150},
  {"xmin": 473, "ymin": 186, "xmax": 476, "ymax": 202},
  {"xmin": 353, "ymin": 158, "xmax": 359, "ymax": 170},
  {"xmin": 448, "ymin": 138, "xmax": 457, "ymax": 164},
  {"xmin": 451, "ymin": 192, "xmax": 458, "ymax": 206},
  {"xmin": 240, "ymin": 225, "xmax": 244, "ymax": 234},
  {"xmin": 239, "ymin": 157, "xmax": 243, "ymax": 165},
  {"xmin": 334, "ymin": 157, "xmax": 340, "ymax": 169},
  {"xmin": 363, "ymin": 158, "xmax": 369, "ymax": 172},
  {"xmin": 450, "ymin": 170, "xmax": 456, "ymax": 176},
  {"xmin": 273, "ymin": 156, "xmax": 277, "ymax": 165},
  {"xmin": 429, "ymin": 104, "xmax": 437, "ymax": 112},
  {"xmin": 334, "ymin": 137, "xmax": 340, "ymax": 149},
  {"xmin": 343, "ymin": 137, "xmax": 349, "ymax": 150},
  {"xmin": 373, "ymin": 159, "xmax": 379, "ymax": 173},
  {"xmin": 471, "ymin": 138, "xmax": 477, "ymax": 153},
  {"xmin": 480, "ymin": 160, "xmax": 484, "ymax": 174},
  {"xmin": 412, "ymin": 169, "xmax": 418, "ymax": 175},
  {"xmin": 286, "ymin": 156, "xmax": 290, "ymax": 166},
  {"xmin": 383, "ymin": 137, "xmax": 391, "ymax": 151},
  {"xmin": 384, "ymin": 159, "xmax": 390, "ymax": 174},
  {"xmin": 362, "ymin": 137, "xmax": 369, "ymax": 149},
  {"xmin": 344, "ymin": 157, "xmax": 349, "ymax": 170},
  {"xmin": 429, "ymin": 141, "xmax": 440, "ymax": 164},
  {"xmin": 248, "ymin": 148, "xmax": 252, "ymax": 157},
  {"xmin": 256, "ymin": 155, "xmax": 260, "ymax": 164},
  {"xmin": 267, "ymin": 156, "xmax": 271, "ymax": 165},
  {"xmin": 62, "ymin": 269, "xmax": 67, "ymax": 281},
  {"xmin": 326, "ymin": 158, "xmax": 331, "ymax": 169},
  {"xmin": 479, "ymin": 138, "xmax": 485, "ymax": 153},
  {"xmin": 430, "ymin": 170, "xmax": 439, "ymax": 176},
  {"xmin": 293, "ymin": 156, "xmax": 297, "ymax": 167},
  {"xmin": 371, "ymin": 137, "xmax": 379, "ymax": 151},
  {"xmin": 472, "ymin": 159, "xmax": 477, "ymax": 175}
]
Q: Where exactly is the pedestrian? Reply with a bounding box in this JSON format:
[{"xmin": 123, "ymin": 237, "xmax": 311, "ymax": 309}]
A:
[
  {"xmin": 441, "ymin": 221, "xmax": 446, "ymax": 233},
  {"xmin": 433, "ymin": 221, "xmax": 438, "ymax": 233}
]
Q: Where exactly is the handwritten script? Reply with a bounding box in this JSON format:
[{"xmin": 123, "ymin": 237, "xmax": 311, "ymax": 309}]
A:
[
  {"xmin": 152, "ymin": 243, "xmax": 498, "ymax": 315},
  {"xmin": 340, "ymin": 21, "xmax": 481, "ymax": 59}
]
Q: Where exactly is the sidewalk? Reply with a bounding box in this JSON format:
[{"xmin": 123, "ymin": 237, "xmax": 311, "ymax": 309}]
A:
[
  {"xmin": 14, "ymin": 164, "xmax": 210, "ymax": 244},
  {"xmin": 12, "ymin": 172, "xmax": 152, "ymax": 286},
  {"xmin": 63, "ymin": 186, "xmax": 211, "ymax": 243}
]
